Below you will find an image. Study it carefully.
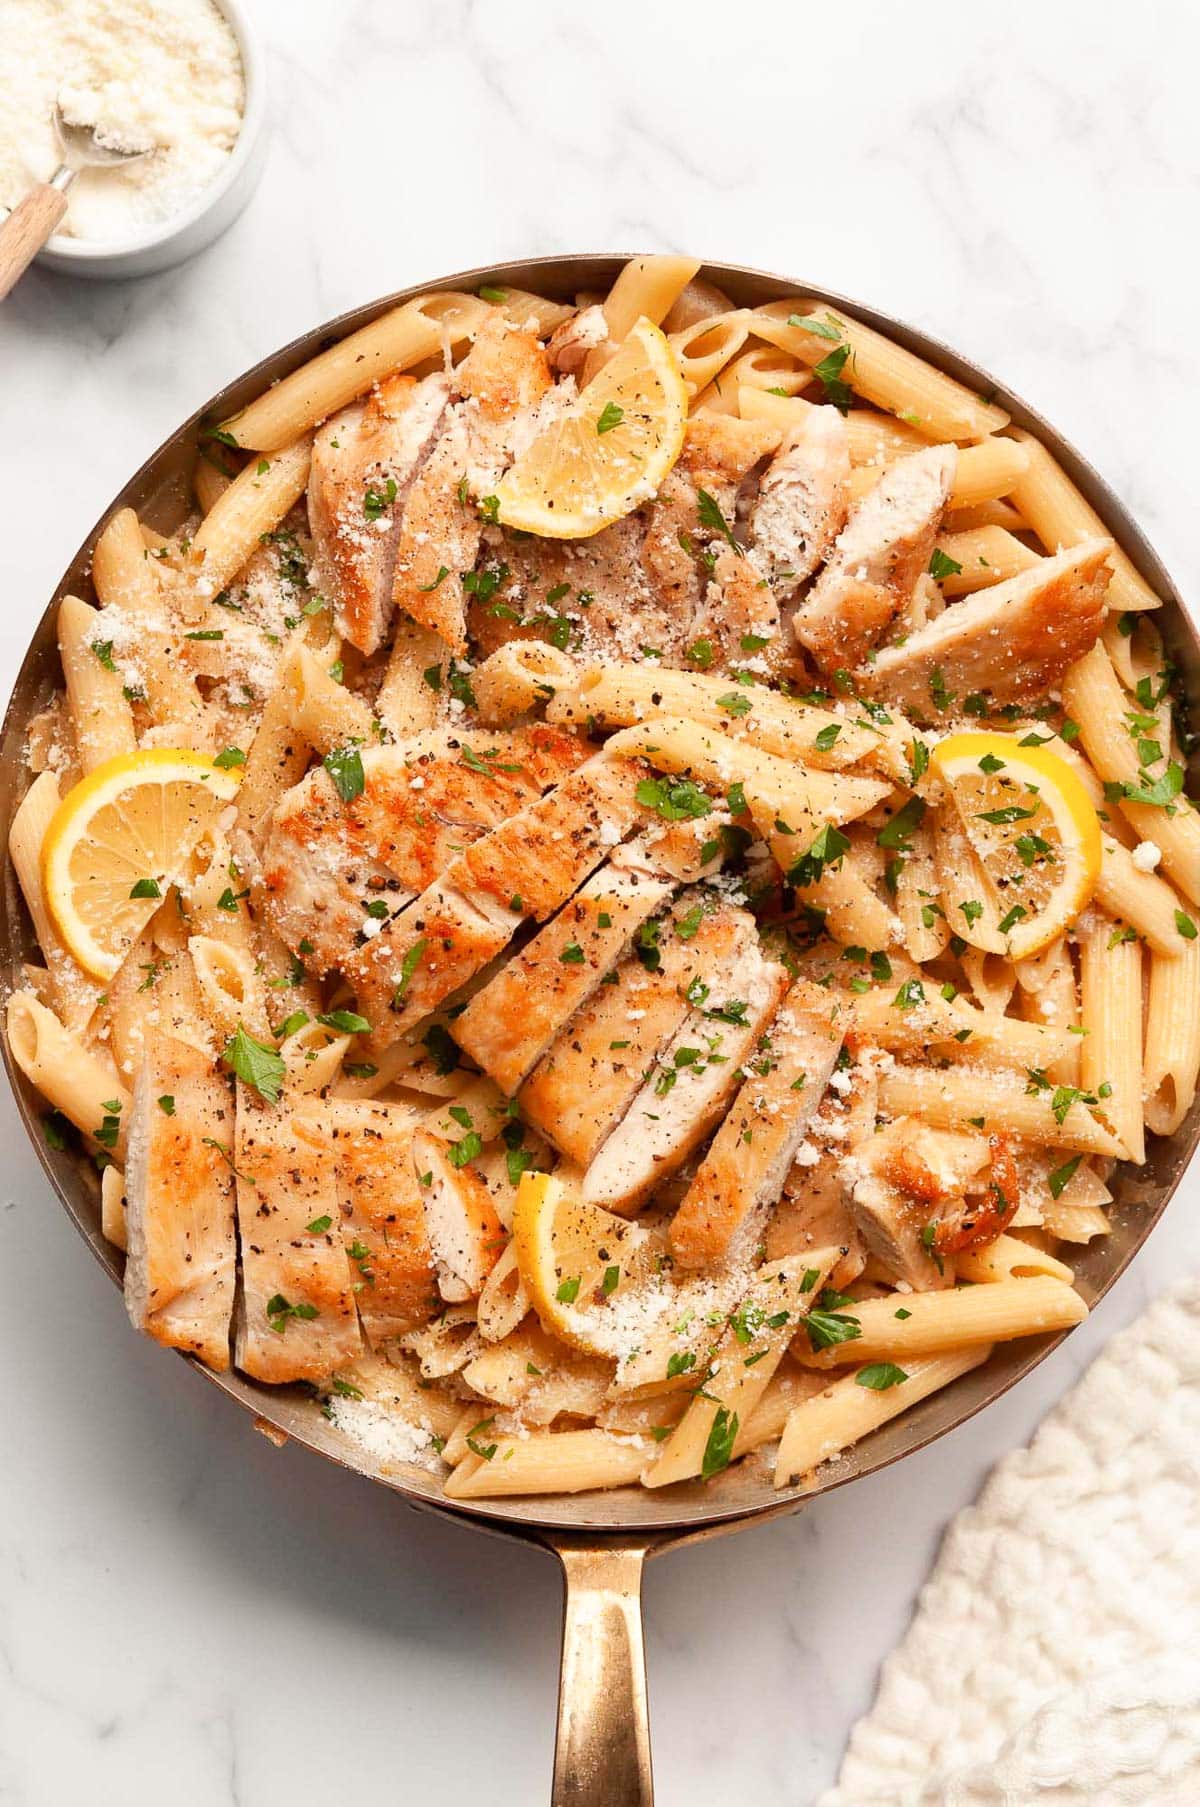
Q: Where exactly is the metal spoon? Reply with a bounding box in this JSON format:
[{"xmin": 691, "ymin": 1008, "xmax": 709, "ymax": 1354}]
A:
[{"xmin": 0, "ymin": 100, "xmax": 152, "ymax": 299}]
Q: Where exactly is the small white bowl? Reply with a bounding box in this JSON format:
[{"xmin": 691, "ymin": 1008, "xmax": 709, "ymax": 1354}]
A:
[{"xmin": 34, "ymin": 0, "xmax": 267, "ymax": 282}]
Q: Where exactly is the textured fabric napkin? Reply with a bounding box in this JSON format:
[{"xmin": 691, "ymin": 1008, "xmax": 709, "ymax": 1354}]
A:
[{"xmin": 820, "ymin": 1281, "xmax": 1200, "ymax": 1805}]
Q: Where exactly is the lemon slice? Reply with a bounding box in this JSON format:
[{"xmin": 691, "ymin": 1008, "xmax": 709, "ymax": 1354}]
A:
[
  {"xmin": 930, "ymin": 731, "xmax": 1101, "ymax": 959},
  {"xmin": 43, "ymin": 749, "xmax": 242, "ymax": 979},
  {"xmin": 511, "ymin": 1171, "xmax": 656, "ymax": 1355},
  {"xmin": 495, "ymin": 317, "xmax": 687, "ymax": 538}
]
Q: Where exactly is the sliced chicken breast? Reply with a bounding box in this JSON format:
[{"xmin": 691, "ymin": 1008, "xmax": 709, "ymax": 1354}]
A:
[
  {"xmin": 392, "ymin": 319, "xmax": 552, "ymax": 652},
  {"xmin": 307, "ymin": 372, "xmax": 451, "ymax": 656},
  {"xmin": 750, "ymin": 406, "xmax": 851, "ymax": 595},
  {"xmin": 453, "ymin": 849, "xmax": 675, "ymax": 1095},
  {"xmin": 467, "ymin": 512, "xmax": 683, "ymax": 666},
  {"xmin": 863, "ymin": 539, "xmax": 1112, "ymax": 713},
  {"xmin": 259, "ymin": 726, "xmax": 585, "ymax": 976},
  {"xmin": 765, "ymin": 1153, "xmax": 866, "ymax": 1293},
  {"xmin": 123, "ymin": 1036, "xmax": 236, "ymax": 1370},
  {"xmin": 689, "ymin": 544, "xmax": 787, "ymax": 675},
  {"xmin": 519, "ymin": 898, "xmax": 752, "ymax": 1164},
  {"xmin": 234, "ymin": 1093, "xmax": 362, "ymax": 1384},
  {"xmin": 793, "ymin": 443, "xmax": 957, "ymax": 674},
  {"xmin": 345, "ymin": 755, "xmax": 648, "ymax": 1045},
  {"xmin": 641, "ymin": 415, "xmax": 780, "ymax": 635},
  {"xmin": 842, "ymin": 1117, "xmax": 971, "ymax": 1290},
  {"xmin": 547, "ymin": 303, "xmax": 608, "ymax": 376},
  {"xmin": 670, "ymin": 978, "xmax": 845, "ymax": 1269},
  {"xmin": 329, "ymin": 1099, "xmax": 436, "ymax": 1344},
  {"xmin": 582, "ymin": 934, "xmax": 790, "ymax": 1215},
  {"xmin": 412, "ymin": 1128, "xmax": 505, "ymax": 1302}
]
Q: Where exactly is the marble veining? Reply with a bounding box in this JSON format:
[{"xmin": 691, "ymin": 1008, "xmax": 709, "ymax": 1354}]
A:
[{"xmin": 2, "ymin": 2, "xmax": 1199, "ymax": 1801}]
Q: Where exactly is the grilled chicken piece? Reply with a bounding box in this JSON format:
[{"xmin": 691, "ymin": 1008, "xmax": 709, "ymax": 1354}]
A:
[
  {"xmin": 750, "ymin": 407, "xmax": 851, "ymax": 595},
  {"xmin": 690, "ymin": 543, "xmax": 787, "ymax": 675},
  {"xmin": 453, "ymin": 848, "xmax": 675, "ymax": 1094},
  {"xmin": 234, "ymin": 1094, "xmax": 362, "ymax": 1384},
  {"xmin": 329, "ymin": 1100, "xmax": 436, "ymax": 1344},
  {"xmin": 520, "ymin": 898, "xmax": 750, "ymax": 1164},
  {"xmin": 123, "ymin": 1036, "xmax": 236, "ymax": 1370},
  {"xmin": 547, "ymin": 303, "xmax": 608, "ymax": 375},
  {"xmin": 468, "ymin": 512, "xmax": 683, "ymax": 666},
  {"xmin": 307, "ymin": 372, "xmax": 451, "ymax": 656},
  {"xmin": 259, "ymin": 726, "xmax": 586, "ymax": 976},
  {"xmin": 842, "ymin": 1117, "xmax": 978, "ymax": 1291},
  {"xmin": 582, "ymin": 933, "xmax": 790, "ymax": 1214},
  {"xmin": 412, "ymin": 1128, "xmax": 505, "ymax": 1302},
  {"xmin": 793, "ymin": 444, "xmax": 957, "ymax": 674},
  {"xmin": 863, "ymin": 539, "xmax": 1112, "ymax": 713},
  {"xmin": 641, "ymin": 415, "xmax": 780, "ymax": 634},
  {"xmin": 670, "ymin": 978, "xmax": 844, "ymax": 1269},
  {"xmin": 765, "ymin": 1153, "xmax": 866, "ymax": 1292},
  {"xmin": 392, "ymin": 319, "xmax": 552, "ymax": 652},
  {"xmin": 345, "ymin": 755, "xmax": 648, "ymax": 1045}
]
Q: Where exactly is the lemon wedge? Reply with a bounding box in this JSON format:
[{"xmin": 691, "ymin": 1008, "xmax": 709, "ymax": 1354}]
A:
[
  {"xmin": 43, "ymin": 749, "xmax": 242, "ymax": 979},
  {"xmin": 930, "ymin": 731, "xmax": 1101, "ymax": 959},
  {"xmin": 511, "ymin": 1170, "xmax": 656, "ymax": 1355},
  {"xmin": 494, "ymin": 317, "xmax": 687, "ymax": 538}
]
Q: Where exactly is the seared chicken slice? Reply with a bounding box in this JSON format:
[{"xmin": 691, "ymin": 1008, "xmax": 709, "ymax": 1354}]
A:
[
  {"xmin": 345, "ymin": 755, "xmax": 648, "ymax": 1045},
  {"xmin": 582, "ymin": 933, "xmax": 790, "ymax": 1214},
  {"xmin": 123, "ymin": 1036, "xmax": 236, "ymax": 1370},
  {"xmin": 842, "ymin": 1117, "xmax": 978, "ymax": 1291},
  {"xmin": 547, "ymin": 303, "xmax": 608, "ymax": 375},
  {"xmin": 765, "ymin": 1152, "xmax": 866, "ymax": 1293},
  {"xmin": 468, "ymin": 512, "xmax": 682, "ymax": 666},
  {"xmin": 307, "ymin": 372, "xmax": 451, "ymax": 656},
  {"xmin": 641, "ymin": 415, "xmax": 780, "ymax": 633},
  {"xmin": 863, "ymin": 539, "xmax": 1112, "ymax": 713},
  {"xmin": 329, "ymin": 1099, "xmax": 436, "ymax": 1344},
  {"xmin": 670, "ymin": 979, "xmax": 844, "ymax": 1269},
  {"xmin": 690, "ymin": 544, "xmax": 786, "ymax": 675},
  {"xmin": 750, "ymin": 406, "xmax": 851, "ymax": 594},
  {"xmin": 234, "ymin": 1093, "xmax": 362, "ymax": 1384},
  {"xmin": 259, "ymin": 726, "xmax": 585, "ymax": 976},
  {"xmin": 453, "ymin": 849, "xmax": 675, "ymax": 1095},
  {"xmin": 520, "ymin": 898, "xmax": 750, "ymax": 1164},
  {"xmin": 793, "ymin": 444, "xmax": 957, "ymax": 674},
  {"xmin": 412, "ymin": 1128, "xmax": 505, "ymax": 1302},
  {"xmin": 392, "ymin": 318, "xmax": 552, "ymax": 651}
]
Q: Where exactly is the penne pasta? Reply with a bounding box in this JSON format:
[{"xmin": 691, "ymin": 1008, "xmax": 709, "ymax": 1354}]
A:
[
  {"xmin": 1007, "ymin": 429, "xmax": 1163, "ymax": 612},
  {"xmin": 797, "ymin": 1277, "xmax": 1087, "ymax": 1369},
  {"xmin": 774, "ymin": 1348, "xmax": 992, "ymax": 1489},
  {"xmin": 220, "ymin": 292, "xmax": 490, "ymax": 449}
]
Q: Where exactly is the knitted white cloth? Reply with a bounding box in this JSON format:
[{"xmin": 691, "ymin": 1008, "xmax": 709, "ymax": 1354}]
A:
[{"xmin": 820, "ymin": 1281, "xmax": 1200, "ymax": 1806}]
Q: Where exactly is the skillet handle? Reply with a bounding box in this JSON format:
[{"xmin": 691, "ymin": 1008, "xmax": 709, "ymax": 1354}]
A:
[{"xmin": 552, "ymin": 1541, "xmax": 654, "ymax": 1806}]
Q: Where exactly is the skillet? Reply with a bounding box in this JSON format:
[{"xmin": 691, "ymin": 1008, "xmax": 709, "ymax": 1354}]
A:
[{"xmin": 3, "ymin": 255, "xmax": 1197, "ymax": 1804}]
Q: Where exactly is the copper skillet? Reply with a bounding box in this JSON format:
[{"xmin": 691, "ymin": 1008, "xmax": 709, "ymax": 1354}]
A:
[{"xmin": 3, "ymin": 256, "xmax": 1198, "ymax": 1805}]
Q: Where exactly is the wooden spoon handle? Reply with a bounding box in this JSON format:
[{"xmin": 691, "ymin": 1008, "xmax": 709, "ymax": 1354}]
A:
[{"xmin": 0, "ymin": 183, "xmax": 69, "ymax": 300}]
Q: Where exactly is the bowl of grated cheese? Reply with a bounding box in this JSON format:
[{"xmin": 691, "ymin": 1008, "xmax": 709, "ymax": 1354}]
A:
[{"xmin": 0, "ymin": 0, "xmax": 267, "ymax": 281}]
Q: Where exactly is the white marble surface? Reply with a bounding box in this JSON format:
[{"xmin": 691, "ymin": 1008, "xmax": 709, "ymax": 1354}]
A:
[{"xmin": 2, "ymin": 2, "xmax": 1199, "ymax": 1802}]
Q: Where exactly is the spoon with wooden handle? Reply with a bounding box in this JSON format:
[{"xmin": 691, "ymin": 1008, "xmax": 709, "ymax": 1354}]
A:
[{"xmin": 0, "ymin": 102, "xmax": 152, "ymax": 298}]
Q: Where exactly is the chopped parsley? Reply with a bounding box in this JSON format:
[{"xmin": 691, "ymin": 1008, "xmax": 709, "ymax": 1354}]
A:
[
  {"xmin": 223, "ymin": 1023, "xmax": 286, "ymax": 1104},
  {"xmin": 323, "ymin": 744, "xmax": 365, "ymax": 803},
  {"xmin": 855, "ymin": 1362, "xmax": 908, "ymax": 1391}
]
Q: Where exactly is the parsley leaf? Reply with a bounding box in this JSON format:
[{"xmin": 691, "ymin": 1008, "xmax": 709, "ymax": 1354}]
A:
[
  {"xmin": 701, "ymin": 1405, "xmax": 739, "ymax": 1481},
  {"xmin": 855, "ymin": 1362, "xmax": 908, "ymax": 1391},
  {"xmin": 323, "ymin": 744, "xmax": 365, "ymax": 803},
  {"xmin": 223, "ymin": 1022, "xmax": 286, "ymax": 1104},
  {"xmin": 929, "ymin": 548, "xmax": 963, "ymax": 581},
  {"xmin": 696, "ymin": 487, "xmax": 739, "ymax": 550}
]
